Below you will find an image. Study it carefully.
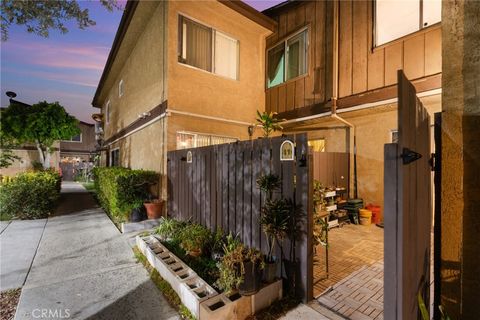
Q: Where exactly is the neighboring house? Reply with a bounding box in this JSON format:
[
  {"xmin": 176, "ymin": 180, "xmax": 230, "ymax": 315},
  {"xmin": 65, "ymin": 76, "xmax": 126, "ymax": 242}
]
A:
[
  {"xmin": 59, "ymin": 121, "xmax": 96, "ymax": 181},
  {"xmin": 93, "ymin": 0, "xmax": 442, "ymax": 208},
  {"xmin": 91, "ymin": 0, "xmax": 275, "ymax": 198},
  {"xmin": 263, "ymin": 0, "xmax": 441, "ymax": 208},
  {"xmin": 60, "ymin": 121, "xmax": 96, "ymax": 162}
]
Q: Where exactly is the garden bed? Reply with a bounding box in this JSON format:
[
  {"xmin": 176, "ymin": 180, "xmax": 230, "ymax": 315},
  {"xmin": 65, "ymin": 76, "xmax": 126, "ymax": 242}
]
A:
[{"xmin": 136, "ymin": 235, "xmax": 282, "ymax": 319}]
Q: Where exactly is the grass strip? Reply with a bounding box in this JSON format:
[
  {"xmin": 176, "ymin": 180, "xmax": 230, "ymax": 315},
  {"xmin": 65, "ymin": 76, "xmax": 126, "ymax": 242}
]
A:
[{"xmin": 132, "ymin": 246, "xmax": 195, "ymax": 320}]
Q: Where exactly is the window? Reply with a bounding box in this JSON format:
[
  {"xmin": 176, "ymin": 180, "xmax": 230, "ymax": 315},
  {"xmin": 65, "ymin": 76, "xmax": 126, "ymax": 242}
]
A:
[
  {"xmin": 178, "ymin": 15, "xmax": 239, "ymax": 80},
  {"xmin": 105, "ymin": 100, "xmax": 110, "ymax": 124},
  {"xmin": 118, "ymin": 80, "xmax": 124, "ymax": 97},
  {"xmin": 267, "ymin": 29, "xmax": 308, "ymax": 88},
  {"xmin": 308, "ymin": 139, "xmax": 326, "ymax": 152},
  {"xmin": 63, "ymin": 134, "xmax": 82, "ymax": 143},
  {"xmin": 375, "ymin": 0, "xmax": 441, "ymax": 46},
  {"xmin": 109, "ymin": 148, "xmax": 120, "ymax": 167},
  {"xmin": 176, "ymin": 132, "xmax": 237, "ymax": 150}
]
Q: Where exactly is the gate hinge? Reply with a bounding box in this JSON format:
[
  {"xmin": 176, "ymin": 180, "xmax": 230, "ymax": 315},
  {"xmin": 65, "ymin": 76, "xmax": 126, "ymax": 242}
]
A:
[{"xmin": 401, "ymin": 148, "xmax": 422, "ymax": 165}]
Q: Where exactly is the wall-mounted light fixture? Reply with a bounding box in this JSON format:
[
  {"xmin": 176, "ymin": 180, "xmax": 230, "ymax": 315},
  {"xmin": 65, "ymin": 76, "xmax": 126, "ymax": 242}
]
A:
[{"xmin": 138, "ymin": 112, "xmax": 151, "ymax": 119}]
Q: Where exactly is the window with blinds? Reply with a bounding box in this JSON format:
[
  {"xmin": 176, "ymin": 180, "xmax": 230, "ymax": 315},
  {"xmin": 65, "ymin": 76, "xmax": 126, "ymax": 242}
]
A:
[
  {"xmin": 176, "ymin": 132, "xmax": 237, "ymax": 150},
  {"xmin": 178, "ymin": 15, "xmax": 239, "ymax": 80}
]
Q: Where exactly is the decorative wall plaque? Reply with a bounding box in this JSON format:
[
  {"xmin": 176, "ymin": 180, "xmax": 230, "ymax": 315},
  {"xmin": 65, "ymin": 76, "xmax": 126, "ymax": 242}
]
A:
[{"xmin": 280, "ymin": 140, "xmax": 295, "ymax": 161}]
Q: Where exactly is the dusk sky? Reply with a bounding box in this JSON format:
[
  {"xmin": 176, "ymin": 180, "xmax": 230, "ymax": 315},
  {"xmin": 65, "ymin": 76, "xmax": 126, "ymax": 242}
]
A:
[{"xmin": 0, "ymin": 0, "xmax": 283, "ymax": 123}]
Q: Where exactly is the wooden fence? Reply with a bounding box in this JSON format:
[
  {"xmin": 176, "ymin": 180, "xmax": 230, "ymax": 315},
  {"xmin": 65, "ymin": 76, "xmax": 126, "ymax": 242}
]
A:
[
  {"xmin": 167, "ymin": 133, "xmax": 313, "ymax": 301},
  {"xmin": 312, "ymin": 151, "xmax": 350, "ymax": 191}
]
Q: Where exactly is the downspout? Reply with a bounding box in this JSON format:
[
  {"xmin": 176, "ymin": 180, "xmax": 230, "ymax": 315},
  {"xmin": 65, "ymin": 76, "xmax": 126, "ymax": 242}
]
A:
[{"xmin": 330, "ymin": 0, "xmax": 358, "ymax": 199}]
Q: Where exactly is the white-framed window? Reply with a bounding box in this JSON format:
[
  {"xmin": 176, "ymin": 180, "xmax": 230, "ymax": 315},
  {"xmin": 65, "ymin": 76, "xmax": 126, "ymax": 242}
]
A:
[
  {"xmin": 63, "ymin": 134, "xmax": 82, "ymax": 143},
  {"xmin": 176, "ymin": 131, "xmax": 238, "ymax": 150},
  {"xmin": 118, "ymin": 80, "xmax": 124, "ymax": 97},
  {"xmin": 109, "ymin": 148, "xmax": 120, "ymax": 167},
  {"xmin": 375, "ymin": 0, "xmax": 441, "ymax": 46},
  {"xmin": 105, "ymin": 100, "xmax": 111, "ymax": 124},
  {"xmin": 267, "ymin": 28, "xmax": 308, "ymax": 88},
  {"xmin": 178, "ymin": 15, "xmax": 239, "ymax": 80},
  {"xmin": 391, "ymin": 130, "xmax": 399, "ymax": 143}
]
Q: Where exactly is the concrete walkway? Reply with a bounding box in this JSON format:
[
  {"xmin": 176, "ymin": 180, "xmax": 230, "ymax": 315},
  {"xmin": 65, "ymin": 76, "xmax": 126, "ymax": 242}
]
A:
[{"xmin": 11, "ymin": 182, "xmax": 179, "ymax": 320}]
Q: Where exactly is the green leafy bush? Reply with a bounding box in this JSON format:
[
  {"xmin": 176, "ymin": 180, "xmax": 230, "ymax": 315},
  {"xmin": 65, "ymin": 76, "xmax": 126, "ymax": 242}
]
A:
[
  {"xmin": 93, "ymin": 167, "xmax": 159, "ymax": 222},
  {"xmin": 0, "ymin": 170, "xmax": 61, "ymax": 219}
]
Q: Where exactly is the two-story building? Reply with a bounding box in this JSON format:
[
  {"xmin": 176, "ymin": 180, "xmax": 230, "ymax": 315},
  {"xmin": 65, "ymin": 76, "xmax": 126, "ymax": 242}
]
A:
[{"xmin": 92, "ymin": 0, "xmax": 275, "ymax": 198}]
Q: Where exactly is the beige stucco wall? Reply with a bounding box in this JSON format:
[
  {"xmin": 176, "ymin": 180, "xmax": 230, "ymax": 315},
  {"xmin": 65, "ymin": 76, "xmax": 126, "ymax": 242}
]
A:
[
  {"xmin": 293, "ymin": 94, "xmax": 441, "ymax": 211},
  {"xmin": 98, "ymin": 1, "xmax": 167, "ymax": 141},
  {"xmin": 167, "ymin": 0, "xmax": 270, "ymax": 127},
  {"xmin": 108, "ymin": 118, "xmax": 168, "ymax": 199},
  {"xmin": 0, "ymin": 145, "xmax": 60, "ymax": 177}
]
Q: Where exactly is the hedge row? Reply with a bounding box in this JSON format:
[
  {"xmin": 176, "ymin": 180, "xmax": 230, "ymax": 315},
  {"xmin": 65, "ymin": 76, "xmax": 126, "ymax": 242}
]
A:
[
  {"xmin": 0, "ymin": 170, "xmax": 62, "ymax": 219},
  {"xmin": 93, "ymin": 167, "xmax": 159, "ymax": 222}
]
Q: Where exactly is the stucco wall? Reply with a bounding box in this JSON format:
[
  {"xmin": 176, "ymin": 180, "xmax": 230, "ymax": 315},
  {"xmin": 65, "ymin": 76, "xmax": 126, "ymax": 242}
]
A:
[
  {"xmin": 98, "ymin": 1, "xmax": 167, "ymax": 141},
  {"xmin": 0, "ymin": 147, "xmax": 60, "ymax": 177},
  {"xmin": 167, "ymin": 0, "xmax": 270, "ymax": 125},
  {"xmin": 60, "ymin": 122, "xmax": 95, "ymax": 154},
  {"xmin": 297, "ymin": 94, "xmax": 441, "ymax": 211},
  {"xmin": 108, "ymin": 118, "xmax": 167, "ymax": 199}
]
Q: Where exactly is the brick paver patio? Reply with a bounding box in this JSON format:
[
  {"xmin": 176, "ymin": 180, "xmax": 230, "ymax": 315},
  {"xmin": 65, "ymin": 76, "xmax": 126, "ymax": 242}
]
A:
[{"xmin": 313, "ymin": 223, "xmax": 384, "ymax": 319}]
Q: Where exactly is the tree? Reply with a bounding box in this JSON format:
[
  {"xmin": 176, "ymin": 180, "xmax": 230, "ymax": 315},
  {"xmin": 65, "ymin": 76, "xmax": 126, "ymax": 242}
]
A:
[
  {"xmin": 1, "ymin": 0, "xmax": 119, "ymax": 41},
  {"xmin": 0, "ymin": 101, "xmax": 80, "ymax": 169}
]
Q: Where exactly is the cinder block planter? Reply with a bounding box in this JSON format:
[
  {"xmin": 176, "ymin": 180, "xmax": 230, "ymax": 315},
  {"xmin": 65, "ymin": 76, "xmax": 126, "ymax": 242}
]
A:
[{"xmin": 136, "ymin": 235, "xmax": 283, "ymax": 319}]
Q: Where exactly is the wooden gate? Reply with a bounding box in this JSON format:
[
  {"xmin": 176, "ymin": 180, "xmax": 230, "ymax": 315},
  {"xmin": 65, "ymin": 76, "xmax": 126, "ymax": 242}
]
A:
[{"xmin": 384, "ymin": 71, "xmax": 432, "ymax": 319}]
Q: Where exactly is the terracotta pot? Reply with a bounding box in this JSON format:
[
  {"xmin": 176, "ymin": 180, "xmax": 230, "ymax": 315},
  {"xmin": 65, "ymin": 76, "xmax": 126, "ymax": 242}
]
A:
[
  {"xmin": 188, "ymin": 248, "xmax": 202, "ymax": 257},
  {"xmin": 144, "ymin": 200, "xmax": 164, "ymax": 219}
]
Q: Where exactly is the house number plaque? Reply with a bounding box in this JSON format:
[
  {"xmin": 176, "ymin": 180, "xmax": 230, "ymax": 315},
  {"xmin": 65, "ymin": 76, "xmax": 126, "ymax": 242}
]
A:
[{"xmin": 280, "ymin": 140, "xmax": 295, "ymax": 161}]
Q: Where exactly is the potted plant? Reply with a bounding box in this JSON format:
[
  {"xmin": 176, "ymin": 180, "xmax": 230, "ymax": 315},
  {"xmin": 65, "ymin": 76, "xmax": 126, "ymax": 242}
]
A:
[
  {"xmin": 143, "ymin": 194, "xmax": 164, "ymax": 219},
  {"xmin": 260, "ymin": 198, "xmax": 290, "ymax": 283},
  {"xmin": 208, "ymin": 228, "xmax": 225, "ymax": 261},
  {"xmin": 216, "ymin": 234, "xmax": 264, "ymax": 296},
  {"xmin": 180, "ymin": 223, "xmax": 211, "ymax": 257},
  {"xmin": 130, "ymin": 200, "xmax": 147, "ymax": 222}
]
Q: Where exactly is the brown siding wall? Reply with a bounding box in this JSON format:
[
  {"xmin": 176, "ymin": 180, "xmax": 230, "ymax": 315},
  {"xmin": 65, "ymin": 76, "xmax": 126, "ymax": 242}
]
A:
[
  {"xmin": 265, "ymin": 0, "xmax": 442, "ymax": 116},
  {"xmin": 265, "ymin": 1, "xmax": 333, "ymax": 114}
]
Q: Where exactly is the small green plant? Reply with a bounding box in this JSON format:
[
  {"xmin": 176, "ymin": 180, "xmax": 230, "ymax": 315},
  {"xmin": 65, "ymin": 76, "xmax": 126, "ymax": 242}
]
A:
[
  {"xmin": 215, "ymin": 236, "xmax": 264, "ymax": 294},
  {"xmin": 180, "ymin": 223, "xmax": 211, "ymax": 255},
  {"xmin": 313, "ymin": 180, "xmax": 328, "ymax": 247},
  {"xmin": 256, "ymin": 174, "xmax": 281, "ymax": 200},
  {"xmin": 260, "ymin": 198, "xmax": 291, "ymax": 262},
  {"xmin": 418, "ymin": 291, "xmax": 452, "ymax": 320},
  {"xmin": 256, "ymin": 110, "xmax": 283, "ymax": 137},
  {"xmin": 155, "ymin": 217, "xmax": 186, "ymax": 241}
]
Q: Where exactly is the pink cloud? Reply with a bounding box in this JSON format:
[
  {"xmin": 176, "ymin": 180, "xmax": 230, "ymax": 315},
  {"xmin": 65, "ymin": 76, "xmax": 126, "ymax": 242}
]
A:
[
  {"xmin": 3, "ymin": 67, "xmax": 98, "ymax": 87},
  {"xmin": 4, "ymin": 41, "xmax": 110, "ymax": 71}
]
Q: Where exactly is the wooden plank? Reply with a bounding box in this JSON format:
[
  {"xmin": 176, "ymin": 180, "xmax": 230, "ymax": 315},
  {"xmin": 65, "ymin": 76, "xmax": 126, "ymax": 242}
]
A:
[
  {"xmin": 278, "ymin": 84, "xmax": 287, "ymax": 113},
  {"xmin": 294, "ymin": 79, "xmax": 305, "ymax": 109},
  {"xmin": 314, "ymin": 0, "xmax": 326, "ymax": 103},
  {"xmin": 222, "ymin": 145, "xmax": 229, "ymax": 232},
  {"xmin": 367, "ymin": 48, "xmax": 385, "ymax": 90},
  {"xmin": 205, "ymin": 149, "xmax": 211, "ymax": 229},
  {"xmin": 384, "ymin": 42, "xmax": 403, "ymax": 86},
  {"xmin": 243, "ymin": 142, "xmax": 253, "ymax": 247},
  {"xmin": 266, "ymin": 88, "xmax": 271, "ymax": 114},
  {"xmin": 352, "ymin": 0, "xmax": 368, "ymax": 94},
  {"xmin": 287, "ymin": 9, "xmax": 296, "ymax": 34},
  {"xmin": 286, "ymin": 82, "xmax": 295, "ymax": 111},
  {"xmin": 383, "ymin": 143, "xmax": 399, "ymax": 320},
  {"xmin": 228, "ymin": 143, "xmax": 236, "ymax": 234},
  {"xmin": 324, "ymin": 0, "xmax": 334, "ymax": 100},
  {"xmin": 251, "ymin": 139, "xmax": 261, "ymax": 250},
  {"xmin": 235, "ymin": 142, "xmax": 244, "ymax": 240},
  {"xmin": 338, "ymin": 0, "xmax": 353, "ymax": 98},
  {"xmin": 304, "ymin": 1, "xmax": 316, "ymax": 107},
  {"xmin": 260, "ymin": 138, "xmax": 271, "ymax": 256},
  {"xmin": 424, "ymin": 27, "xmax": 442, "ymax": 75},
  {"xmin": 403, "ymin": 34, "xmax": 425, "ymax": 80},
  {"xmin": 279, "ymin": 13, "xmax": 287, "ymax": 39},
  {"xmin": 295, "ymin": 3, "xmax": 305, "ymax": 29},
  {"xmin": 270, "ymin": 86, "xmax": 279, "ymax": 114}
]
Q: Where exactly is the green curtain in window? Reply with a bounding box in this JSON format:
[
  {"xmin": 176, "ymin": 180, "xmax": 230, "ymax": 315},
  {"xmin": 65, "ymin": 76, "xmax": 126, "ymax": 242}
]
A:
[{"xmin": 267, "ymin": 44, "xmax": 285, "ymax": 87}]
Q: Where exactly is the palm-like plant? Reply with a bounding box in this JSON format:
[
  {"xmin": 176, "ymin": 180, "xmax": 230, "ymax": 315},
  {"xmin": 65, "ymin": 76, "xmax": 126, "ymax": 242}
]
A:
[
  {"xmin": 256, "ymin": 111, "xmax": 283, "ymax": 137},
  {"xmin": 256, "ymin": 174, "xmax": 281, "ymax": 200},
  {"xmin": 260, "ymin": 198, "xmax": 291, "ymax": 262}
]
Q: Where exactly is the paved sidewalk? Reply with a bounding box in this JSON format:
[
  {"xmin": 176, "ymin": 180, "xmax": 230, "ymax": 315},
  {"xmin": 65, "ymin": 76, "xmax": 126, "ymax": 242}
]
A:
[
  {"xmin": 13, "ymin": 182, "xmax": 179, "ymax": 320},
  {"xmin": 0, "ymin": 220, "xmax": 47, "ymax": 291}
]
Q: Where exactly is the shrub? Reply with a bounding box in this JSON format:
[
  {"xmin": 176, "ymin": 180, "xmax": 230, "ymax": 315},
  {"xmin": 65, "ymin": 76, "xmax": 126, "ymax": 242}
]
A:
[
  {"xmin": 0, "ymin": 170, "xmax": 61, "ymax": 219},
  {"xmin": 93, "ymin": 167, "xmax": 159, "ymax": 222},
  {"xmin": 180, "ymin": 223, "xmax": 211, "ymax": 254}
]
